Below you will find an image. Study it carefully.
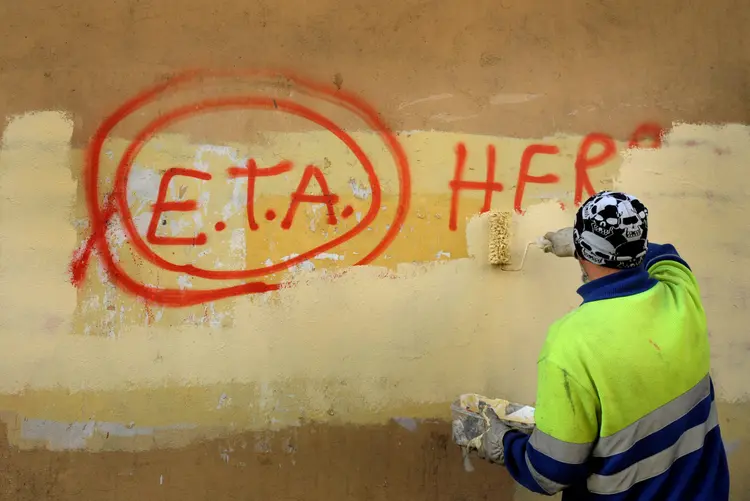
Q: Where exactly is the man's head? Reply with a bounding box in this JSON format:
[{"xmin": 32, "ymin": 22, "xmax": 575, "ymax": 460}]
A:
[{"xmin": 573, "ymin": 191, "xmax": 649, "ymax": 282}]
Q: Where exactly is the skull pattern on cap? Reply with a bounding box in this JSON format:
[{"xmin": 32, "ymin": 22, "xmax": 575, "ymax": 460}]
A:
[{"xmin": 573, "ymin": 191, "xmax": 649, "ymax": 269}]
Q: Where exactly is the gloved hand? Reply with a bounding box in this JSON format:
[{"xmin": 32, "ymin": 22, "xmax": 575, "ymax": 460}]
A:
[
  {"xmin": 474, "ymin": 402, "xmax": 512, "ymax": 465},
  {"xmin": 452, "ymin": 402, "xmax": 512, "ymax": 466},
  {"xmin": 540, "ymin": 227, "xmax": 575, "ymax": 258}
]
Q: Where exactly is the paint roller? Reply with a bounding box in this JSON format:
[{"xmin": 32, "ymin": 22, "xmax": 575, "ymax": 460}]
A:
[{"xmin": 487, "ymin": 210, "xmax": 550, "ymax": 270}]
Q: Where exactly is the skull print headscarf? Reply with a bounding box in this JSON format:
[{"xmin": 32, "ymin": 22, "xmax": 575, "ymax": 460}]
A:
[{"xmin": 573, "ymin": 191, "xmax": 649, "ymax": 269}]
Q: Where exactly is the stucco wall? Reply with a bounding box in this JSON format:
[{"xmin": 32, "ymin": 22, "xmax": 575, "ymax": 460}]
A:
[{"xmin": 0, "ymin": 1, "xmax": 749, "ymax": 500}]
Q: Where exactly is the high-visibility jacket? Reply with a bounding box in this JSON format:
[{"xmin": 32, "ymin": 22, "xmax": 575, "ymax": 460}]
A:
[{"xmin": 503, "ymin": 243, "xmax": 730, "ymax": 500}]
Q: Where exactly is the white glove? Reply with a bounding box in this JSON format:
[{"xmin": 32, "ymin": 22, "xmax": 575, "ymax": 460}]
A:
[{"xmin": 539, "ymin": 227, "xmax": 575, "ymax": 258}]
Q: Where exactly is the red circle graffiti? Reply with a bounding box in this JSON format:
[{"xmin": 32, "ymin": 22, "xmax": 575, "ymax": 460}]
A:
[
  {"xmin": 265, "ymin": 209, "xmax": 276, "ymax": 221},
  {"xmin": 74, "ymin": 69, "xmax": 411, "ymax": 307},
  {"xmin": 214, "ymin": 221, "xmax": 226, "ymax": 232},
  {"xmin": 114, "ymin": 97, "xmax": 383, "ymax": 280}
]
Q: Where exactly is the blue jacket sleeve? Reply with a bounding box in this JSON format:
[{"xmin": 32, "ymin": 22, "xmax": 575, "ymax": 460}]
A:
[
  {"xmin": 643, "ymin": 242, "xmax": 691, "ymax": 270},
  {"xmin": 503, "ymin": 431, "xmax": 551, "ymax": 495}
]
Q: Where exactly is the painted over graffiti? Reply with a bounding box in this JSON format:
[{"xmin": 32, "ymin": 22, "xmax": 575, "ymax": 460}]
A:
[{"xmin": 69, "ymin": 70, "xmax": 664, "ymax": 307}]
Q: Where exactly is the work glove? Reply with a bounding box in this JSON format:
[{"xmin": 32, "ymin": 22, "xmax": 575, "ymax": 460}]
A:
[
  {"xmin": 540, "ymin": 227, "xmax": 575, "ymax": 258},
  {"xmin": 474, "ymin": 402, "xmax": 512, "ymax": 465},
  {"xmin": 452, "ymin": 402, "xmax": 512, "ymax": 466}
]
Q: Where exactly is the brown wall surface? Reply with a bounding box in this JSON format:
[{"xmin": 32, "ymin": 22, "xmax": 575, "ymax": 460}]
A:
[
  {"xmin": 0, "ymin": 420, "xmax": 520, "ymax": 501},
  {"xmin": 2, "ymin": 0, "xmax": 749, "ymax": 142},
  {"xmin": 1, "ymin": 0, "xmax": 749, "ymax": 500}
]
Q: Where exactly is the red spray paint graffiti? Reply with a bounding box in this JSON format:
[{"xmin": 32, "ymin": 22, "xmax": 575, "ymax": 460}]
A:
[
  {"xmin": 448, "ymin": 122, "xmax": 664, "ymax": 224},
  {"xmin": 448, "ymin": 143, "xmax": 503, "ymax": 231},
  {"xmin": 69, "ymin": 69, "xmax": 411, "ymax": 307},
  {"xmin": 146, "ymin": 167, "xmax": 213, "ymax": 246},
  {"xmin": 226, "ymin": 159, "xmax": 293, "ymax": 231},
  {"xmin": 281, "ymin": 164, "xmax": 340, "ymax": 229},
  {"xmin": 69, "ymin": 69, "xmax": 662, "ymax": 308},
  {"xmin": 515, "ymin": 144, "xmax": 561, "ymax": 214}
]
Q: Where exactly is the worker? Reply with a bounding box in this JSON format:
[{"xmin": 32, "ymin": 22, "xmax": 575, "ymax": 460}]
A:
[{"xmin": 453, "ymin": 190, "xmax": 730, "ymax": 500}]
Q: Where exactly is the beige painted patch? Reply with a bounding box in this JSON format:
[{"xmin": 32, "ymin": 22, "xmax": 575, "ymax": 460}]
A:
[{"xmin": 0, "ymin": 112, "xmax": 77, "ymax": 336}]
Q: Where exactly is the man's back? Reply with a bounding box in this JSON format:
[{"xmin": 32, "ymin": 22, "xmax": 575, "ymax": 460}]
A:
[{"xmin": 502, "ymin": 243, "xmax": 730, "ymax": 500}]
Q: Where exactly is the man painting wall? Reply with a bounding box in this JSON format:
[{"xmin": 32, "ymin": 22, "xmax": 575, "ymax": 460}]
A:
[{"xmin": 454, "ymin": 191, "xmax": 730, "ymax": 500}]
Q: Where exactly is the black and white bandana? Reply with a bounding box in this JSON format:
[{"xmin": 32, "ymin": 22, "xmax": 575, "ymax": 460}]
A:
[{"xmin": 573, "ymin": 191, "xmax": 649, "ymax": 269}]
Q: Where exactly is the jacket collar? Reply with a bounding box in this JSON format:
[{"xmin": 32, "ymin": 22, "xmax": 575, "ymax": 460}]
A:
[{"xmin": 577, "ymin": 266, "xmax": 657, "ymax": 304}]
